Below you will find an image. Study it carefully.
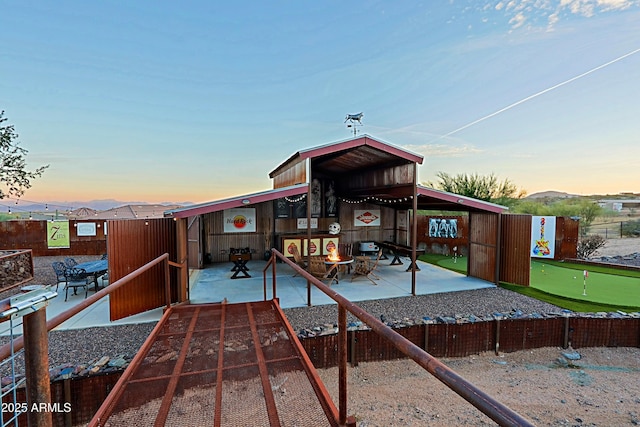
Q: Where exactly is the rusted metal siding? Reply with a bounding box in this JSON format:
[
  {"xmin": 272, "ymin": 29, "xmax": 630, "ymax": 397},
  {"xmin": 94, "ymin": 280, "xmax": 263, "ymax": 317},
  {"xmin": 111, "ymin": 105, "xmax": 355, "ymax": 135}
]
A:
[
  {"xmin": 556, "ymin": 216, "xmax": 579, "ymax": 260},
  {"xmin": 0, "ymin": 220, "xmax": 106, "ymax": 256},
  {"xmin": 500, "ymin": 214, "xmax": 532, "ymax": 286},
  {"xmin": 107, "ymin": 218, "xmax": 177, "ymax": 321},
  {"xmin": 468, "ymin": 213, "xmax": 498, "ymax": 283},
  {"xmin": 272, "ymin": 157, "xmax": 307, "ymax": 189}
]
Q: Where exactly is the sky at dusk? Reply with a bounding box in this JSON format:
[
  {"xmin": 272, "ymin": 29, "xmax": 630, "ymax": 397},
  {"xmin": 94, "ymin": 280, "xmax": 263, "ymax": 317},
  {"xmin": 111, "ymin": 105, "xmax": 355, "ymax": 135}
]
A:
[{"xmin": 2, "ymin": 1, "xmax": 640, "ymax": 210}]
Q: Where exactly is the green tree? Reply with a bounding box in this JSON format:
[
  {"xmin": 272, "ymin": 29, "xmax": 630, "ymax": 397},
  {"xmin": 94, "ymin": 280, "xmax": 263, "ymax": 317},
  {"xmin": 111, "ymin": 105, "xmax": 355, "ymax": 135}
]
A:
[
  {"xmin": 425, "ymin": 172, "xmax": 526, "ymax": 206},
  {"xmin": 0, "ymin": 110, "xmax": 48, "ymax": 199}
]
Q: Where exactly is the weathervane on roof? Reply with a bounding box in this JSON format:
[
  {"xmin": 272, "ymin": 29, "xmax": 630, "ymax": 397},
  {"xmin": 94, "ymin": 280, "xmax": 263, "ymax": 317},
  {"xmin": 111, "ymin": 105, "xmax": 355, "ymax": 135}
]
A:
[{"xmin": 345, "ymin": 112, "xmax": 363, "ymax": 136}]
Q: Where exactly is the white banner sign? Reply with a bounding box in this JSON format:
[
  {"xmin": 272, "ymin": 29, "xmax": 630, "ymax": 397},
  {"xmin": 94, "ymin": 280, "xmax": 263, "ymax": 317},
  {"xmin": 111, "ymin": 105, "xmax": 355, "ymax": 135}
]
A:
[
  {"xmin": 297, "ymin": 218, "xmax": 318, "ymax": 229},
  {"xmin": 223, "ymin": 208, "xmax": 256, "ymax": 233},
  {"xmin": 76, "ymin": 222, "xmax": 97, "ymax": 236},
  {"xmin": 531, "ymin": 216, "xmax": 556, "ymax": 258}
]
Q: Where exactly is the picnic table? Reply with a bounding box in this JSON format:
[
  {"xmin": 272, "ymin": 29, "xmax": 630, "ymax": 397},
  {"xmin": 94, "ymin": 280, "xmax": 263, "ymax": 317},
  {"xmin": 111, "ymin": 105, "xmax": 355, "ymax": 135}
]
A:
[{"xmin": 376, "ymin": 241, "xmax": 425, "ymax": 271}]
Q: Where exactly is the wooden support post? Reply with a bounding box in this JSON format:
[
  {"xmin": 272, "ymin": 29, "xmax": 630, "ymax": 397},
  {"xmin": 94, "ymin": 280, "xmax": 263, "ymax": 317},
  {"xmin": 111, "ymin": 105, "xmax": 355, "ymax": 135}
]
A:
[
  {"xmin": 23, "ymin": 308, "xmax": 53, "ymax": 427},
  {"xmin": 563, "ymin": 316, "xmax": 570, "ymax": 349},
  {"xmin": 350, "ymin": 330, "xmax": 358, "ymax": 367}
]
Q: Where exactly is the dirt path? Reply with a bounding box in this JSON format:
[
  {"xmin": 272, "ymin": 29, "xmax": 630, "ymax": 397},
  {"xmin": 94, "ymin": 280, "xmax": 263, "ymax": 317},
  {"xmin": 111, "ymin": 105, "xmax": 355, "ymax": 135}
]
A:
[{"xmin": 318, "ymin": 346, "xmax": 640, "ymax": 426}]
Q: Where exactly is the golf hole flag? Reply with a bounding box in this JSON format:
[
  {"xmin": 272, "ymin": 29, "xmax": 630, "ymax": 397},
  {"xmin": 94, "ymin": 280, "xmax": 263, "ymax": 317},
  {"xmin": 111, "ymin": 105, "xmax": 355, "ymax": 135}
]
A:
[{"xmin": 583, "ymin": 270, "xmax": 588, "ymax": 278}]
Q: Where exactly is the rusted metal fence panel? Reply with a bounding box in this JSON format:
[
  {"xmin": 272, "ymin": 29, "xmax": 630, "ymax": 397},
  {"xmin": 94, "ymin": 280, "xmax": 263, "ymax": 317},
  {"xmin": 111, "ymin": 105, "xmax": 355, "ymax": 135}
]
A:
[
  {"xmin": 107, "ymin": 218, "xmax": 177, "ymax": 321},
  {"xmin": 556, "ymin": 217, "xmax": 579, "ymax": 259},
  {"xmin": 0, "ymin": 249, "xmax": 34, "ymax": 291},
  {"xmin": 468, "ymin": 213, "xmax": 498, "ymax": 283},
  {"xmin": 299, "ymin": 317, "xmax": 639, "ymax": 370},
  {"xmin": 0, "ymin": 220, "xmax": 106, "ymax": 257},
  {"xmin": 500, "ymin": 214, "xmax": 532, "ymax": 287},
  {"xmin": 569, "ymin": 317, "xmax": 640, "ymax": 348}
]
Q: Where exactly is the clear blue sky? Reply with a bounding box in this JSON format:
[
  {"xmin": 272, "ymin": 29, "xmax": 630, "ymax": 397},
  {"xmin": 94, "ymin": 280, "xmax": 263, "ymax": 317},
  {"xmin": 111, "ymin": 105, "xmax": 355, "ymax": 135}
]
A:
[{"xmin": 2, "ymin": 1, "xmax": 640, "ymax": 207}]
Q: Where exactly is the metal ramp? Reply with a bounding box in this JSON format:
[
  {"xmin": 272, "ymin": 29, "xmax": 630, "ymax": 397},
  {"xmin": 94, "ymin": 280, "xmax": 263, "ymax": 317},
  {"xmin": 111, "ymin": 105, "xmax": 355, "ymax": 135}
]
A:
[{"xmin": 90, "ymin": 300, "xmax": 340, "ymax": 426}]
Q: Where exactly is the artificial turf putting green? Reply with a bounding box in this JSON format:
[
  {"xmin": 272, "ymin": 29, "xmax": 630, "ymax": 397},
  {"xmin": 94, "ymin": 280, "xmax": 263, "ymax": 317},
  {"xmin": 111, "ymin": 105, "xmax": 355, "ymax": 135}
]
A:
[
  {"xmin": 530, "ymin": 260, "xmax": 640, "ymax": 307},
  {"xmin": 419, "ymin": 253, "xmax": 640, "ymax": 311}
]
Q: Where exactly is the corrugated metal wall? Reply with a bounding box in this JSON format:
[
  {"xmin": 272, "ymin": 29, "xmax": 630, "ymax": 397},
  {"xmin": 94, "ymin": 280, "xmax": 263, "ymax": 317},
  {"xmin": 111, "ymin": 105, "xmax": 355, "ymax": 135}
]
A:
[
  {"xmin": 468, "ymin": 213, "xmax": 498, "ymax": 283},
  {"xmin": 500, "ymin": 214, "xmax": 532, "ymax": 286},
  {"xmin": 107, "ymin": 218, "xmax": 177, "ymax": 321},
  {"xmin": 0, "ymin": 220, "xmax": 106, "ymax": 256}
]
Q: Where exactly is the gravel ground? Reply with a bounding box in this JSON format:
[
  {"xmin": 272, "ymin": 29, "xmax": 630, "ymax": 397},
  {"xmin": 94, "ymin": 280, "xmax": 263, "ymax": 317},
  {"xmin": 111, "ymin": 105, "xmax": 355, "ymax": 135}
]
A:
[
  {"xmin": 1, "ymin": 240, "xmax": 638, "ymax": 425},
  {"xmin": 1, "ymin": 256, "xmax": 563, "ymax": 373}
]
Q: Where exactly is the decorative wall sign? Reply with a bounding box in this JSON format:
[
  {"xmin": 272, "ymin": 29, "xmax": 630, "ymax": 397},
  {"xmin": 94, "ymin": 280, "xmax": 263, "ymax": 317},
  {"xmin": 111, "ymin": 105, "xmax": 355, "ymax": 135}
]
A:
[
  {"xmin": 304, "ymin": 238, "xmax": 322, "ymax": 256},
  {"xmin": 354, "ymin": 210, "xmax": 381, "ymax": 227},
  {"xmin": 324, "ymin": 180, "xmax": 338, "ymax": 217},
  {"xmin": 428, "ymin": 218, "xmax": 458, "ymax": 238},
  {"xmin": 47, "ymin": 220, "xmax": 70, "ymax": 249},
  {"xmin": 322, "ymin": 237, "xmax": 339, "ymax": 255},
  {"xmin": 297, "ymin": 218, "xmax": 318, "ymax": 229},
  {"xmin": 223, "ymin": 208, "xmax": 256, "ymax": 233},
  {"xmin": 274, "ymin": 198, "xmax": 291, "ymax": 218},
  {"xmin": 531, "ymin": 216, "xmax": 556, "ymax": 258},
  {"xmin": 76, "ymin": 222, "xmax": 97, "ymax": 236},
  {"xmin": 283, "ymin": 239, "xmax": 302, "ymax": 258},
  {"xmin": 310, "ymin": 178, "xmax": 322, "ymax": 218}
]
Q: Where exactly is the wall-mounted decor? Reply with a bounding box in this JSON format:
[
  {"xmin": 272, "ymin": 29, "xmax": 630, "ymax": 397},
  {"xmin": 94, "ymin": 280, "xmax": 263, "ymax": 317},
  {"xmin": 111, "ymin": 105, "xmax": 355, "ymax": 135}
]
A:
[
  {"xmin": 76, "ymin": 222, "xmax": 97, "ymax": 236},
  {"xmin": 297, "ymin": 218, "xmax": 318, "ymax": 229},
  {"xmin": 531, "ymin": 216, "xmax": 556, "ymax": 258},
  {"xmin": 324, "ymin": 180, "xmax": 338, "ymax": 217},
  {"xmin": 354, "ymin": 209, "xmax": 381, "ymax": 227},
  {"xmin": 47, "ymin": 220, "xmax": 70, "ymax": 249},
  {"xmin": 428, "ymin": 218, "xmax": 458, "ymax": 238},
  {"xmin": 223, "ymin": 208, "xmax": 256, "ymax": 233},
  {"xmin": 274, "ymin": 198, "xmax": 291, "ymax": 218}
]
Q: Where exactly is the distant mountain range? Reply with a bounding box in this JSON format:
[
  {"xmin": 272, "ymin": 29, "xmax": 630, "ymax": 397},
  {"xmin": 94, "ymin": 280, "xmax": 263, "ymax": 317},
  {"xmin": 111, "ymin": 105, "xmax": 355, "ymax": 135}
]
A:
[{"xmin": 4, "ymin": 199, "xmax": 194, "ymax": 212}]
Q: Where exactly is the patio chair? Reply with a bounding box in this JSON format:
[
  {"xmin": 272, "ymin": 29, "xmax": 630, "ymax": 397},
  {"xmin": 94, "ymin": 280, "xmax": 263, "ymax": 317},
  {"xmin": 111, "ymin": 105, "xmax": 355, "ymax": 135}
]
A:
[
  {"xmin": 64, "ymin": 257, "xmax": 78, "ymax": 269},
  {"xmin": 290, "ymin": 245, "xmax": 307, "ymax": 276},
  {"xmin": 63, "ymin": 267, "xmax": 90, "ymax": 301},
  {"xmin": 338, "ymin": 243, "xmax": 354, "ymax": 274},
  {"xmin": 308, "ymin": 256, "xmax": 338, "ymax": 286},
  {"xmin": 51, "ymin": 261, "xmax": 67, "ymax": 291},
  {"xmin": 351, "ymin": 249, "xmax": 383, "ymax": 285}
]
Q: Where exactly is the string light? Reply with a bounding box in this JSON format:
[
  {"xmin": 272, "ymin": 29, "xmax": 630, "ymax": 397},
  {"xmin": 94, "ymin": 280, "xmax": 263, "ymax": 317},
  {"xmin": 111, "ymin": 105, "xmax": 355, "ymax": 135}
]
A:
[{"xmin": 284, "ymin": 194, "xmax": 307, "ymax": 203}]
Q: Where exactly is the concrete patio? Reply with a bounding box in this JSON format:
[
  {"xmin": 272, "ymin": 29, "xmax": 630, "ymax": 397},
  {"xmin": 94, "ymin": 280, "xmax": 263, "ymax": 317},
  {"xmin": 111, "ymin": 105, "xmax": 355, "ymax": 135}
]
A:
[{"xmin": 1, "ymin": 254, "xmax": 494, "ymax": 336}]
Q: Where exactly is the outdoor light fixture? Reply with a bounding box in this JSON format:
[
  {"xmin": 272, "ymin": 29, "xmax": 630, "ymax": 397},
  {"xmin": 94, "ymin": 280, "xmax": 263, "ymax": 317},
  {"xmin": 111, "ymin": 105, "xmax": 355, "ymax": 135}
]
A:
[
  {"xmin": 457, "ymin": 199, "xmax": 464, "ymax": 204},
  {"xmin": 242, "ymin": 199, "xmax": 251, "ymax": 205}
]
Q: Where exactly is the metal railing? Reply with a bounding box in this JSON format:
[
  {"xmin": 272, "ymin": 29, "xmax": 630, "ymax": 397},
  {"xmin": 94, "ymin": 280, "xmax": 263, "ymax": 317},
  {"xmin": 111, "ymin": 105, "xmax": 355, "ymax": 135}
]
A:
[
  {"xmin": 264, "ymin": 248, "xmax": 535, "ymax": 427},
  {"xmin": 0, "ymin": 254, "xmax": 182, "ymax": 427}
]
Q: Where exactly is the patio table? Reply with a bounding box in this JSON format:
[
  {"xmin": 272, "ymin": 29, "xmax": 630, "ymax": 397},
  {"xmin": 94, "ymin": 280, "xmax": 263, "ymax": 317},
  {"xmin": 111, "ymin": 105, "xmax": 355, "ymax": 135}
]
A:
[{"xmin": 74, "ymin": 259, "xmax": 108, "ymax": 290}]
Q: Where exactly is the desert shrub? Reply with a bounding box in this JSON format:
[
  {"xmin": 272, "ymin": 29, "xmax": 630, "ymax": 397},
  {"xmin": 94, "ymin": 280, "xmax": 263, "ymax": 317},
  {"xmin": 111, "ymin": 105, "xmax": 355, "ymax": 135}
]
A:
[
  {"xmin": 621, "ymin": 220, "xmax": 640, "ymax": 237},
  {"xmin": 577, "ymin": 235, "xmax": 607, "ymax": 259}
]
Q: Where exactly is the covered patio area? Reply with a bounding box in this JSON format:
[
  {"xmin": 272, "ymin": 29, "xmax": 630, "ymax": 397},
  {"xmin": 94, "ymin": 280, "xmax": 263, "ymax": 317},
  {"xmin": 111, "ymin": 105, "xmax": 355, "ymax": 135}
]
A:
[{"xmin": 188, "ymin": 255, "xmax": 494, "ymax": 309}]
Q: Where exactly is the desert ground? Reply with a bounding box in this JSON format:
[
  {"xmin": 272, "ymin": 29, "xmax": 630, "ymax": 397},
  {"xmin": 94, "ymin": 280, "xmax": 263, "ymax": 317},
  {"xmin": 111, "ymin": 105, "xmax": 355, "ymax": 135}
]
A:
[{"xmin": 316, "ymin": 237, "xmax": 640, "ymax": 426}]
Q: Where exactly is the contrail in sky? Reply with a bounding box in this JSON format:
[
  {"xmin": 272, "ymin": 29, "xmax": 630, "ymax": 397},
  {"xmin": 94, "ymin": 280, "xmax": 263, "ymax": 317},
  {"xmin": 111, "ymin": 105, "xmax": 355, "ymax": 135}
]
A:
[{"xmin": 436, "ymin": 47, "xmax": 640, "ymax": 141}]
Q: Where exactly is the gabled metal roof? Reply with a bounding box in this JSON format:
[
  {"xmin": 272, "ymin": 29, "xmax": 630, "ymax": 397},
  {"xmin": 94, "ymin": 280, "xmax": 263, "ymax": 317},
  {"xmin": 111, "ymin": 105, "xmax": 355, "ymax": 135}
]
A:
[
  {"xmin": 269, "ymin": 135, "xmax": 424, "ymax": 178},
  {"xmin": 164, "ymin": 184, "xmax": 308, "ymax": 219}
]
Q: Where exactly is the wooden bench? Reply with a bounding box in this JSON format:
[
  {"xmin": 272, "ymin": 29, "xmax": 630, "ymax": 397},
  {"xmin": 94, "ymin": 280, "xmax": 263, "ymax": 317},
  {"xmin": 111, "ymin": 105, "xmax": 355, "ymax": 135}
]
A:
[{"xmin": 376, "ymin": 241, "xmax": 425, "ymax": 271}]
